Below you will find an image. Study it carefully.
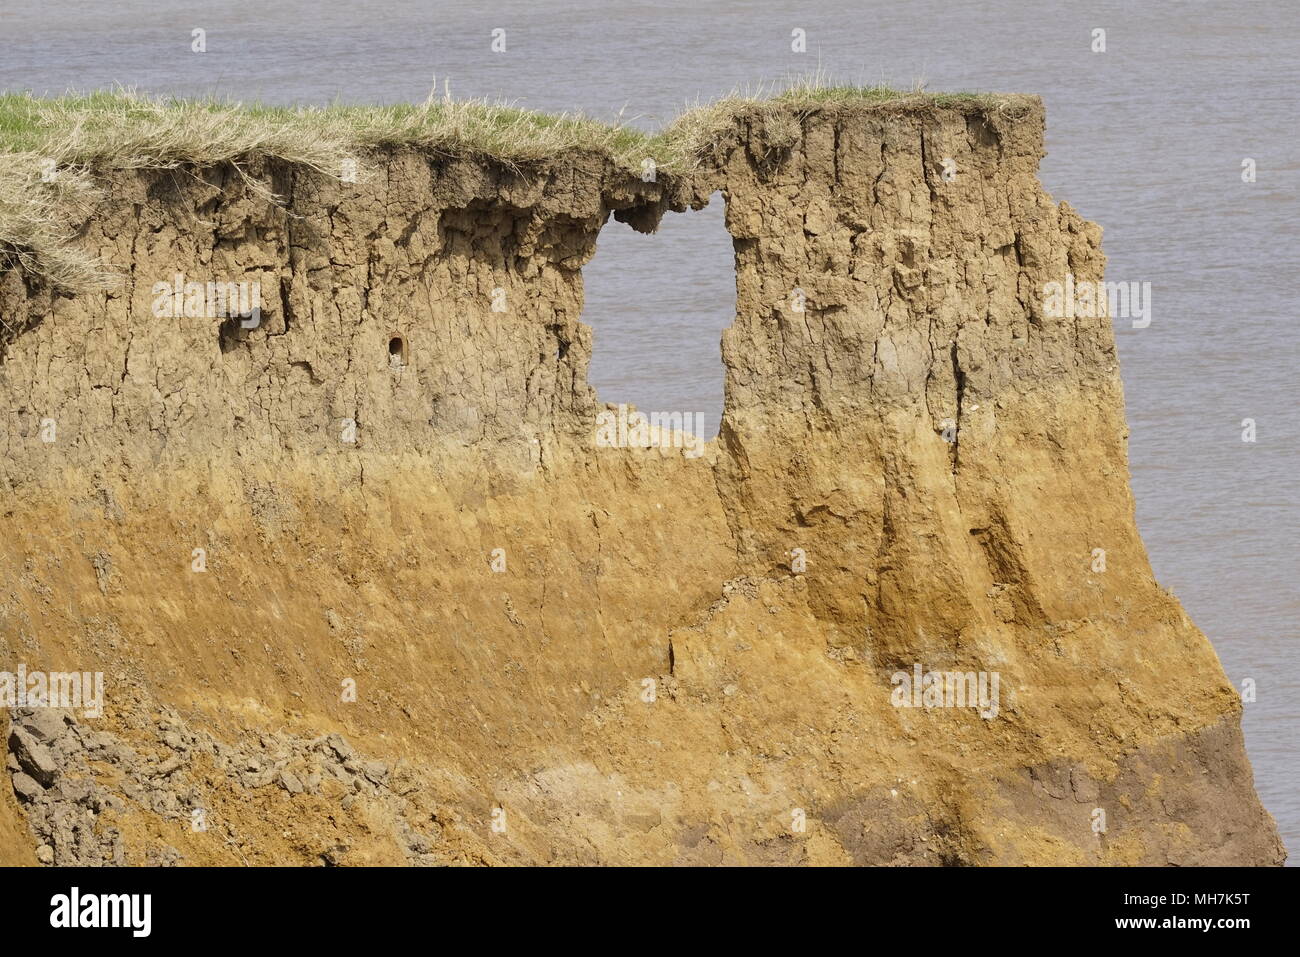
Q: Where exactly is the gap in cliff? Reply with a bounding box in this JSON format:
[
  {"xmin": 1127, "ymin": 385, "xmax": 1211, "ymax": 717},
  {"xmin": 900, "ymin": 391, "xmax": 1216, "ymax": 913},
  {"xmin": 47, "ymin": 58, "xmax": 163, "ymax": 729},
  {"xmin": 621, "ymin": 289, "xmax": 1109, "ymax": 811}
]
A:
[{"xmin": 582, "ymin": 192, "xmax": 731, "ymax": 441}]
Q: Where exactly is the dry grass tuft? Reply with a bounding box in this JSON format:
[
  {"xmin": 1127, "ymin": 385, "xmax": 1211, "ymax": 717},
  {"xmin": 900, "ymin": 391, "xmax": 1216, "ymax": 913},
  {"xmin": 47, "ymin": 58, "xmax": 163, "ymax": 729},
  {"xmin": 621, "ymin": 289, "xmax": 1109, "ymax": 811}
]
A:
[{"xmin": 0, "ymin": 78, "xmax": 1030, "ymax": 291}]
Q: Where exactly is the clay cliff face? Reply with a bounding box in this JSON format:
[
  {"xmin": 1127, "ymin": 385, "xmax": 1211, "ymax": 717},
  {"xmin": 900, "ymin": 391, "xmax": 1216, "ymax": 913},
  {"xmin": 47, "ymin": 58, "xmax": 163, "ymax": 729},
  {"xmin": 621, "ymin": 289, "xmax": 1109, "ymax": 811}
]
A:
[{"xmin": 0, "ymin": 98, "xmax": 1284, "ymax": 865}]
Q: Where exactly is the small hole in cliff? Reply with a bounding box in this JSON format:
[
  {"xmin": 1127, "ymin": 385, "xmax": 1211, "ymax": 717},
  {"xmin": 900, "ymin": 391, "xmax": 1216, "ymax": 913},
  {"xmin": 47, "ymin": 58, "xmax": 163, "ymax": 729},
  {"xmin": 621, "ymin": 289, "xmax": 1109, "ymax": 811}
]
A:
[
  {"xmin": 218, "ymin": 317, "xmax": 243, "ymax": 353},
  {"xmin": 388, "ymin": 335, "xmax": 408, "ymax": 368},
  {"xmin": 583, "ymin": 191, "xmax": 731, "ymax": 441}
]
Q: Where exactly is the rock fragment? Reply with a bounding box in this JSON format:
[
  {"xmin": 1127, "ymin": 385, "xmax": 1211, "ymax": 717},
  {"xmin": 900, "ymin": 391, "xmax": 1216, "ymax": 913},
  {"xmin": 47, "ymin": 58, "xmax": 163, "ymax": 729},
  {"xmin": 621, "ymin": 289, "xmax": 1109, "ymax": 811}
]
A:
[
  {"xmin": 279, "ymin": 769, "xmax": 304, "ymax": 794},
  {"xmin": 11, "ymin": 771, "xmax": 44, "ymax": 803},
  {"xmin": 10, "ymin": 726, "xmax": 59, "ymax": 786}
]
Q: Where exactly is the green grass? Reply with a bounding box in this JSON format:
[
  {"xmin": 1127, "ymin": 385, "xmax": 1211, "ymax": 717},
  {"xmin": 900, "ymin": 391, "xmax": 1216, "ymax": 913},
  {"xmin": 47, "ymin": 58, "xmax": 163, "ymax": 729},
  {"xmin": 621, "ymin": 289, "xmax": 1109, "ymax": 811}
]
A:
[
  {"xmin": 0, "ymin": 90, "xmax": 654, "ymax": 170},
  {"xmin": 0, "ymin": 79, "xmax": 1034, "ymax": 292}
]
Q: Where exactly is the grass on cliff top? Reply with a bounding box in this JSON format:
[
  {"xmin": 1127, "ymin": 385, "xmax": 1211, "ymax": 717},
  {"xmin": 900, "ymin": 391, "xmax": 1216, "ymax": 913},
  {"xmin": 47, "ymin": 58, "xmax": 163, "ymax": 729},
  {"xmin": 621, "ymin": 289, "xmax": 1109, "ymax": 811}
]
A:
[
  {"xmin": 0, "ymin": 81, "xmax": 1016, "ymax": 169},
  {"xmin": 0, "ymin": 80, "xmax": 1029, "ymax": 292}
]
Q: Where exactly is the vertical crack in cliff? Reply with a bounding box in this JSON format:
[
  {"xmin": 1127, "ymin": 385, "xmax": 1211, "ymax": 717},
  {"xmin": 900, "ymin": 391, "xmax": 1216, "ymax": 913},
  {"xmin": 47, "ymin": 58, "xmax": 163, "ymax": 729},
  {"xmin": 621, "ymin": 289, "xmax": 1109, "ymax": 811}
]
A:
[
  {"xmin": 871, "ymin": 140, "xmax": 887, "ymax": 204},
  {"xmin": 950, "ymin": 340, "xmax": 965, "ymax": 472},
  {"xmin": 918, "ymin": 125, "xmax": 939, "ymax": 208}
]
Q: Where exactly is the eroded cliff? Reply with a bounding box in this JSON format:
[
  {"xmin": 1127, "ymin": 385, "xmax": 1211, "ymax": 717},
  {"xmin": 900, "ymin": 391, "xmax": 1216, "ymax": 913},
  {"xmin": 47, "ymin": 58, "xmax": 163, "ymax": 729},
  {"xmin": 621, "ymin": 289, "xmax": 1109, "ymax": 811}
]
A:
[{"xmin": 0, "ymin": 94, "xmax": 1283, "ymax": 865}]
